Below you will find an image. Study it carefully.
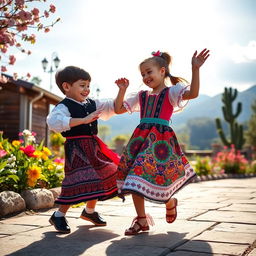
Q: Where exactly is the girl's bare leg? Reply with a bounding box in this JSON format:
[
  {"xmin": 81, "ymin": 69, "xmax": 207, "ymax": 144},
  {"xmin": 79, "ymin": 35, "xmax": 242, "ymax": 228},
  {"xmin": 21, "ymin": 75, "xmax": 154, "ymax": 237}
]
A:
[
  {"xmin": 59, "ymin": 205, "xmax": 70, "ymax": 214},
  {"xmin": 131, "ymin": 194, "xmax": 147, "ymax": 226},
  {"xmin": 86, "ymin": 199, "xmax": 97, "ymax": 209}
]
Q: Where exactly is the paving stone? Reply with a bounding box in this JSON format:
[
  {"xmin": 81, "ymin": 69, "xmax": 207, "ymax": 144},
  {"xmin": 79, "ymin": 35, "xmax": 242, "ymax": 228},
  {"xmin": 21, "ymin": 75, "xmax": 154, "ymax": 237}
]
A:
[
  {"xmin": 213, "ymin": 223, "xmax": 256, "ymax": 234},
  {"xmin": 0, "ymin": 223, "xmax": 40, "ymax": 235},
  {"xmin": 248, "ymin": 248, "xmax": 256, "ymax": 256},
  {"xmin": 166, "ymin": 251, "xmax": 223, "ymax": 256},
  {"xmin": 177, "ymin": 240, "xmax": 248, "ymax": 255},
  {"xmin": 191, "ymin": 210, "xmax": 256, "ymax": 224},
  {"xmin": 194, "ymin": 230, "xmax": 255, "ymax": 244},
  {"xmin": 222, "ymin": 198, "xmax": 256, "ymax": 204},
  {"xmin": 220, "ymin": 203, "xmax": 256, "ymax": 212}
]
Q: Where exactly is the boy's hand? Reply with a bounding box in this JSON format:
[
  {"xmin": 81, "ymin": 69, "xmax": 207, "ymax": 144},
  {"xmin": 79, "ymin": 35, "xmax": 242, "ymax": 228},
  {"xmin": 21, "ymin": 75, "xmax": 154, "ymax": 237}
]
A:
[
  {"xmin": 84, "ymin": 109, "xmax": 102, "ymax": 124},
  {"xmin": 115, "ymin": 78, "xmax": 129, "ymax": 90},
  {"xmin": 192, "ymin": 48, "xmax": 210, "ymax": 69}
]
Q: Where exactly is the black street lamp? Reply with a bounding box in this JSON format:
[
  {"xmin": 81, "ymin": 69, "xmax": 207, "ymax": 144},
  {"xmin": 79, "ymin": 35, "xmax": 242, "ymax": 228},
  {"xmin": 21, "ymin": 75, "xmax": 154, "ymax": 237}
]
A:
[{"xmin": 41, "ymin": 52, "xmax": 60, "ymax": 91}]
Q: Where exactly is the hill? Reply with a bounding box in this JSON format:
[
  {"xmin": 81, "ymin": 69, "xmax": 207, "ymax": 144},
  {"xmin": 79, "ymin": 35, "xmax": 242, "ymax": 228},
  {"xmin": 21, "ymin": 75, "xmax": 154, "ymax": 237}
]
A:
[{"xmin": 99, "ymin": 85, "xmax": 256, "ymax": 138}]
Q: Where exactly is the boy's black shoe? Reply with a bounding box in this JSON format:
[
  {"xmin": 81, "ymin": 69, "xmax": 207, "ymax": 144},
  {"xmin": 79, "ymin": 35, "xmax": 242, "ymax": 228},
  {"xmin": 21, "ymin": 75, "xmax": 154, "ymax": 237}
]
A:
[
  {"xmin": 49, "ymin": 212, "xmax": 71, "ymax": 233},
  {"xmin": 80, "ymin": 209, "xmax": 107, "ymax": 226}
]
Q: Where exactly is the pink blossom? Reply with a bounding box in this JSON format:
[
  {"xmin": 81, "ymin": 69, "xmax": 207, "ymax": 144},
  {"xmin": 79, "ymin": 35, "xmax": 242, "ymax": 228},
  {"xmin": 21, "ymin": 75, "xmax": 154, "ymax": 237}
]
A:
[
  {"xmin": 49, "ymin": 4, "xmax": 56, "ymax": 13},
  {"xmin": 44, "ymin": 28, "xmax": 50, "ymax": 33},
  {"xmin": 15, "ymin": 0, "xmax": 25, "ymax": 6},
  {"xmin": 27, "ymin": 73, "xmax": 31, "ymax": 78},
  {"xmin": 31, "ymin": 132, "xmax": 37, "ymax": 136},
  {"xmin": 18, "ymin": 10, "xmax": 32, "ymax": 21},
  {"xmin": 31, "ymin": 8, "xmax": 40, "ymax": 16},
  {"xmin": 20, "ymin": 145, "xmax": 36, "ymax": 157},
  {"xmin": 9, "ymin": 55, "xmax": 16, "ymax": 65},
  {"xmin": 44, "ymin": 10, "xmax": 49, "ymax": 18},
  {"xmin": 54, "ymin": 157, "xmax": 65, "ymax": 165},
  {"xmin": 1, "ymin": 66, "xmax": 7, "ymax": 72},
  {"xmin": 0, "ymin": 149, "xmax": 7, "ymax": 158}
]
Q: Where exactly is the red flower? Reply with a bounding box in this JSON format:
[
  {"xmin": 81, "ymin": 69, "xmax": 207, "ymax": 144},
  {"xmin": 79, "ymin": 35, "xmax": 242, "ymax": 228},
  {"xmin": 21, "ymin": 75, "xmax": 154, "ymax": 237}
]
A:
[
  {"xmin": 20, "ymin": 145, "xmax": 36, "ymax": 157},
  {"xmin": 134, "ymin": 166, "xmax": 143, "ymax": 176},
  {"xmin": 155, "ymin": 175, "xmax": 165, "ymax": 185}
]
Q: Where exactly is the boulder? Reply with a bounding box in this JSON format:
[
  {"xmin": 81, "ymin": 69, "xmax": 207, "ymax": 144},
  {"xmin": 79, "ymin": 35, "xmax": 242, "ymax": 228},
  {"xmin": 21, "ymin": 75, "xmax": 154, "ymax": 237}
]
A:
[
  {"xmin": 21, "ymin": 189, "xmax": 54, "ymax": 210},
  {"xmin": 49, "ymin": 187, "xmax": 61, "ymax": 201},
  {"xmin": 0, "ymin": 191, "xmax": 26, "ymax": 217}
]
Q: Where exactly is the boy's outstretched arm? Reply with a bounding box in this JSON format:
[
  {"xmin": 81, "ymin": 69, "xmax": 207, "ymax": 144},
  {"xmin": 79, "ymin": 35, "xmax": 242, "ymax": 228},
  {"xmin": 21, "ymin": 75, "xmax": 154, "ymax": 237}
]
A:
[
  {"xmin": 69, "ymin": 109, "xmax": 101, "ymax": 127},
  {"xmin": 183, "ymin": 48, "xmax": 210, "ymax": 100},
  {"xmin": 114, "ymin": 78, "xmax": 129, "ymax": 114}
]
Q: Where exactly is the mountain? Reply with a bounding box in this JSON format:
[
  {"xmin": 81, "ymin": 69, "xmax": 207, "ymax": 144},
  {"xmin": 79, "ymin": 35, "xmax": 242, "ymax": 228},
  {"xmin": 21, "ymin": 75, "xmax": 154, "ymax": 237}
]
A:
[{"xmin": 99, "ymin": 85, "xmax": 256, "ymax": 138}]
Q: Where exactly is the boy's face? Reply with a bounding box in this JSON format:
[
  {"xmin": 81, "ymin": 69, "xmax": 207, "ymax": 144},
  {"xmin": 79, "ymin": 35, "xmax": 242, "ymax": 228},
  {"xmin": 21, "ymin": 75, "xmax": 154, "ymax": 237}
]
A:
[{"xmin": 64, "ymin": 79, "xmax": 90, "ymax": 102}]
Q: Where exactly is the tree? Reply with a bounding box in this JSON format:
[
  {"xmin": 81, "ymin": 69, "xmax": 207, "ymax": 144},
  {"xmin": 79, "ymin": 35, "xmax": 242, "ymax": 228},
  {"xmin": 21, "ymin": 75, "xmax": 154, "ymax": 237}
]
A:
[
  {"xmin": 0, "ymin": 0, "xmax": 60, "ymax": 82},
  {"xmin": 245, "ymin": 99, "xmax": 256, "ymax": 148},
  {"xmin": 31, "ymin": 76, "xmax": 41, "ymax": 85},
  {"xmin": 98, "ymin": 125, "xmax": 111, "ymax": 142}
]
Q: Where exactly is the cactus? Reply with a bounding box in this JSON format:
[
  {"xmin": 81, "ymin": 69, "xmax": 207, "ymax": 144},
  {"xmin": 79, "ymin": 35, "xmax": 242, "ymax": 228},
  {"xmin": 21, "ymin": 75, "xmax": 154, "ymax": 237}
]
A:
[{"xmin": 215, "ymin": 87, "xmax": 245, "ymax": 150}]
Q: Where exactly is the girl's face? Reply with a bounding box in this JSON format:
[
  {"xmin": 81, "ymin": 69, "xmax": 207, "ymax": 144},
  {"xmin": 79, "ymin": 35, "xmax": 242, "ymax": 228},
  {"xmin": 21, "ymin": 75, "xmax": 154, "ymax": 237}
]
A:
[
  {"xmin": 140, "ymin": 60, "xmax": 165, "ymax": 89},
  {"xmin": 65, "ymin": 79, "xmax": 90, "ymax": 102}
]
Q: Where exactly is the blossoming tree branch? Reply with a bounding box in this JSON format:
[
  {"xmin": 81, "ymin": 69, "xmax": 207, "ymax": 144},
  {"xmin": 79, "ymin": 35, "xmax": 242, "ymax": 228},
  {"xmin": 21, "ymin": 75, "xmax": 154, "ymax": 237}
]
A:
[{"xmin": 0, "ymin": 0, "xmax": 60, "ymax": 82}]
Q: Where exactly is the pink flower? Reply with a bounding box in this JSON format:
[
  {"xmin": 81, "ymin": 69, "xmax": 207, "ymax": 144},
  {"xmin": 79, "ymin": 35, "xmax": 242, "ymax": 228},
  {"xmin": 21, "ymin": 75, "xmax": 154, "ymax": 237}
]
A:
[
  {"xmin": 31, "ymin": 8, "xmax": 40, "ymax": 16},
  {"xmin": 1, "ymin": 66, "xmax": 7, "ymax": 72},
  {"xmin": 9, "ymin": 55, "xmax": 16, "ymax": 65},
  {"xmin": 44, "ymin": 28, "xmax": 50, "ymax": 33},
  {"xmin": 49, "ymin": 4, "xmax": 56, "ymax": 13},
  {"xmin": 0, "ymin": 149, "xmax": 7, "ymax": 158},
  {"xmin": 54, "ymin": 157, "xmax": 65, "ymax": 165},
  {"xmin": 44, "ymin": 10, "xmax": 49, "ymax": 18},
  {"xmin": 20, "ymin": 145, "xmax": 36, "ymax": 157}
]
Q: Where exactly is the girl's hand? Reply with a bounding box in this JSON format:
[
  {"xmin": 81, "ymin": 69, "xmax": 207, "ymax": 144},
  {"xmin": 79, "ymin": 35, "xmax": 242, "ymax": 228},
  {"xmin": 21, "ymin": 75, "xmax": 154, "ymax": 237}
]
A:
[
  {"xmin": 84, "ymin": 109, "xmax": 102, "ymax": 124},
  {"xmin": 192, "ymin": 48, "xmax": 210, "ymax": 69},
  {"xmin": 115, "ymin": 78, "xmax": 129, "ymax": 90}
]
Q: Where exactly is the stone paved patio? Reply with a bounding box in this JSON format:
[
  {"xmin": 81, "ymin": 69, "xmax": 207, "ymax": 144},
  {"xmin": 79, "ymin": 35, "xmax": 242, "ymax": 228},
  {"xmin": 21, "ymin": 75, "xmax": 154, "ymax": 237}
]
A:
[{"xmin": 0, "ymin": 178, "xmax": 255, "ymax": 256}]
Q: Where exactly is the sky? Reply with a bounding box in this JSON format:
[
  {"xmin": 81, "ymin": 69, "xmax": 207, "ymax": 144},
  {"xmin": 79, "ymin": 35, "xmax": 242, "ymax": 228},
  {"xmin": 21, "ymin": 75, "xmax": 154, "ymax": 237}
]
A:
[{"xmin": 5, "ymin": 0, "xmax": 256, "ymax": 99}]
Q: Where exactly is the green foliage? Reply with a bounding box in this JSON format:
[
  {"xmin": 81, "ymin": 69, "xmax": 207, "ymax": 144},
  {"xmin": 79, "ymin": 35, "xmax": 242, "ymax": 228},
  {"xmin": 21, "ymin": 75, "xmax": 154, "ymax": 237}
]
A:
[
  {"xmin": 245, "ymin": 99, "xmax": 256, "ymax": 148},
  {"xmin": 98, "ymin": 125, "xmax": 111, "ymax": 141},
  {"xmin": 0, "ymin": 130, "xmax": 64, "ymax": 193},
  {"xmin": 215, "ymin": 87, "xmax": 245, "ymax": 150},
  {"xmin": 194, "ymin": 156, "xmax": 212, "ymax": 176},
  {"xmin": 50, "ymin": 132, "xmax": 65, "ymax": 147}
]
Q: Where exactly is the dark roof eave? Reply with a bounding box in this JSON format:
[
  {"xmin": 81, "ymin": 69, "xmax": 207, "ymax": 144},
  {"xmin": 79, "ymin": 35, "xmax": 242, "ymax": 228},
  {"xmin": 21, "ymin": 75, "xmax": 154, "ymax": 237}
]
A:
[{"xmin": 1, "ymin": 73, "xmax": 63, "ymax": 102}]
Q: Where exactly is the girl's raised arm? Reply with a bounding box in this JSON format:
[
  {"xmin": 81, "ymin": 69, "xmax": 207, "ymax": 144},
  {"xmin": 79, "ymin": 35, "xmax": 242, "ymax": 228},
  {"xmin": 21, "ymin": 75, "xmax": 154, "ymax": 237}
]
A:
[{"xmin": 182, "ymin": 48, "xmax": 210, "ymax": 100}]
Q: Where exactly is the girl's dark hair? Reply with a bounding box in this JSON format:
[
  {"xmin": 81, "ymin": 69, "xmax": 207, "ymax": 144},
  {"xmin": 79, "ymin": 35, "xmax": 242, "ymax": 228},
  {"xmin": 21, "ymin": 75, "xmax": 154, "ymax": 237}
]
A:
[
  {"xmin": 139, "ymin": 52, "xmax": 188, "ymax": 85},
  {"xmin": 55, "ymin": 66, "xmax": 91, "ymax": 94}
]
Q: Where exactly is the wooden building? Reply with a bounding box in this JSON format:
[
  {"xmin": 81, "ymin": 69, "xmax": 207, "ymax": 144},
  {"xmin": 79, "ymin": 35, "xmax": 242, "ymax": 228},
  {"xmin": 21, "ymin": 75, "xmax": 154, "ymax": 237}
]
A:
[{"xmin": 0, "ymin": 75, "xmax": 63, "ymax": 144}]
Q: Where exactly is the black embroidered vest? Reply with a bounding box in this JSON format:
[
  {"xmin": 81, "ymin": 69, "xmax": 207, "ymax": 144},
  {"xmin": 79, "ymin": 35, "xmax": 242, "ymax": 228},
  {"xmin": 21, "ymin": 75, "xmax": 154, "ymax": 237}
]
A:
[{"xmin": 58, "ymin": 98, "xmax": 98, "ymax": 137}]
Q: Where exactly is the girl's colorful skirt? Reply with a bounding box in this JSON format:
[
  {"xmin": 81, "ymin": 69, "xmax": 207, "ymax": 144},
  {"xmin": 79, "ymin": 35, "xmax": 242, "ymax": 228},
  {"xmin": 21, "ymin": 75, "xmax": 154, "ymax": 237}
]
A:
[
  {"xmin": 55, "ymin": 135, "xmax": 120, "ymax": 205},
  {"xmin": 116, "ymin": 122, "xmax": 196, "ymax": 203}
]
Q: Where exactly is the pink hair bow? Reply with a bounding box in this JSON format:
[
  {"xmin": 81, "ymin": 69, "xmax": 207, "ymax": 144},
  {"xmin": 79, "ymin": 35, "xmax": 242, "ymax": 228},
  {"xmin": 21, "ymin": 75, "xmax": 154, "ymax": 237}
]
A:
[{"xmin": 151, "ymin": 50, "xmax": 162, "ymax": 57}]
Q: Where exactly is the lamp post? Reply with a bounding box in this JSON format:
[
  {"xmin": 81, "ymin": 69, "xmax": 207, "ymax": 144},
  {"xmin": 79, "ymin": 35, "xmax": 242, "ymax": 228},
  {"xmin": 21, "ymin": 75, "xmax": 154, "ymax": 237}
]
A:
[
  {"xmin": 41, "ymin": 52, "xmax": 60, "ymax": 91},
  {"xmin": 96, "ymin": 88, "xmax": 100, "ymax": 98}
]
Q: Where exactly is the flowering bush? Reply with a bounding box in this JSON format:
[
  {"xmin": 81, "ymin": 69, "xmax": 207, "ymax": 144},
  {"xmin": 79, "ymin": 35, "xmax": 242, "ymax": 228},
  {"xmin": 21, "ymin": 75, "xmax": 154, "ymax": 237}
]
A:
[
  {"xmin": 194, "ymin": 156, "xmax": 212, "ymax": 176},
  {"xmin": 0, "ymin": 130, "xmax": 64, "ymax": 193},
  {"xmin": 213, "ymin": 145, "xmax": 248, "ymax": 174}
]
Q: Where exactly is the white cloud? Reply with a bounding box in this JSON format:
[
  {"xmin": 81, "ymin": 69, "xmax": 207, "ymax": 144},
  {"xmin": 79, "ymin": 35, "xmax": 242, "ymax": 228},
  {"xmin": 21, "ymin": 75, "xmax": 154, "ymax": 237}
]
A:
[{"xmin": 229, "ymin": 41, "xmax": 256, "ymax": 63}]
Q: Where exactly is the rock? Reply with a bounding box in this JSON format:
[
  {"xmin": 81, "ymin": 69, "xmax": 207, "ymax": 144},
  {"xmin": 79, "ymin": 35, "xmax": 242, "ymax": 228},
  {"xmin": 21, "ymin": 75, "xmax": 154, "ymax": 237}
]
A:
[
  {"xmin": 49, "ymin": 187, "xmax": 61, "ymax": 201},
  {"xmin": 0, "ymin": 191, "xmax": 26, "ymax": 217},
  {"xmin": 21, "ymin": 189, "xmax": 54, "ymax": 210}
]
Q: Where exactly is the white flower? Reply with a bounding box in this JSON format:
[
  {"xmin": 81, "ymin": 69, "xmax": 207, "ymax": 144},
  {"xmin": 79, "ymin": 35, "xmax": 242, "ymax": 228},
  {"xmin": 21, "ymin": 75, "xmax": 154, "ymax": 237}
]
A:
[{"xmin": 23, "ymin": 129, "xmax": 32, "ymax": 136}]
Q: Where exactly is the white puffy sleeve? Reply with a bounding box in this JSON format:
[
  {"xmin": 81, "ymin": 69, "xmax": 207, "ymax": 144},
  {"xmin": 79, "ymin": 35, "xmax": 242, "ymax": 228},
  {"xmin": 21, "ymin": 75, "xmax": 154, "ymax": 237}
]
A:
[
  {"xmin": 123, "ymin": 91, "xmax": 140, "ymax": 114},
  {"xmin": 46, "ymin": 104, "xmax": 71, "ymax": 133},
  {"xmin": 95, "ymin": 98, "xmax": 116, "ymax": 121},
  {"xmin": 169, "ymin": 82, "xmax": 189, "ymax": 111}
]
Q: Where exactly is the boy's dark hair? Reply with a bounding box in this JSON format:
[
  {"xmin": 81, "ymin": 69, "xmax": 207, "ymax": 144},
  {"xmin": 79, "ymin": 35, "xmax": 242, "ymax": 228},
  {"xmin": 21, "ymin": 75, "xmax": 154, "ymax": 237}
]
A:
[{"xmin": 55, "ymin": 66, "xmax": 91, "ymax": 94}]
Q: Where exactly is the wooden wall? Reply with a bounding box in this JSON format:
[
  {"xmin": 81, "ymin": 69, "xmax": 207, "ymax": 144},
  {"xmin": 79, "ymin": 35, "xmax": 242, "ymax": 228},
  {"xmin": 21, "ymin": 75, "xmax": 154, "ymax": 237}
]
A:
[{"xmin": 0, "ymin": 83, "xmax": 20, "ymax": 140}]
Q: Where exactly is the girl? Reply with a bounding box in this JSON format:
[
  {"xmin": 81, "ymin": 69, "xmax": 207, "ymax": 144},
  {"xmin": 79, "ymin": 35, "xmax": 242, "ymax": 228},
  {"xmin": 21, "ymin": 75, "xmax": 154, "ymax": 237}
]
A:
[
  {"xmin": 47, "ymin": 66, "xmax": 120, "ymax": 233},
  {"xmin": 114, "ymin": 49, "xmax": 210, "ymax": 235}
]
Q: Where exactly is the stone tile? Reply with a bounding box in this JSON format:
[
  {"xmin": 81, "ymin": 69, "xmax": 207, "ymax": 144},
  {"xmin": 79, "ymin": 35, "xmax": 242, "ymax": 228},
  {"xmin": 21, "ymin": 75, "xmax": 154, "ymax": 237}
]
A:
[
  {"xmin": 194, "ymin": 230, "xmax": 255, "ymax": 244},
  {"xmin": 0, "ymin": 214, "xmax": 53, "ymax": 226},
  {"xmin": 191, "ymin": 210, "xmax": 256, "ymax": 224},
  {"xmin": 0, "ymin": 223, "xmax": 40, "ymax": 235},
  {"xmin": 177, "ymin": 240, "xmax": 248, "ymax": 255},
  {"xmin": 220, "ymin": 203, "xmax": 256, "ymax": 212},
  {"xmin": 213, "ymin": 223, "xmax": 256, "ymax": 234},
  {"xmin": 166, "ymin": 251, "xmax": 223, "ymax": 256},
  {"xmin": 248, "ymin": 248, "xmax": 256, "ymax": 256},
  {"xmin": 178, "ymin": 202, "xmax": 230, "ymax": 210},
  {"xmin": 222, "ymin": 198, "xmax": 256, "ymax": 204}
]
